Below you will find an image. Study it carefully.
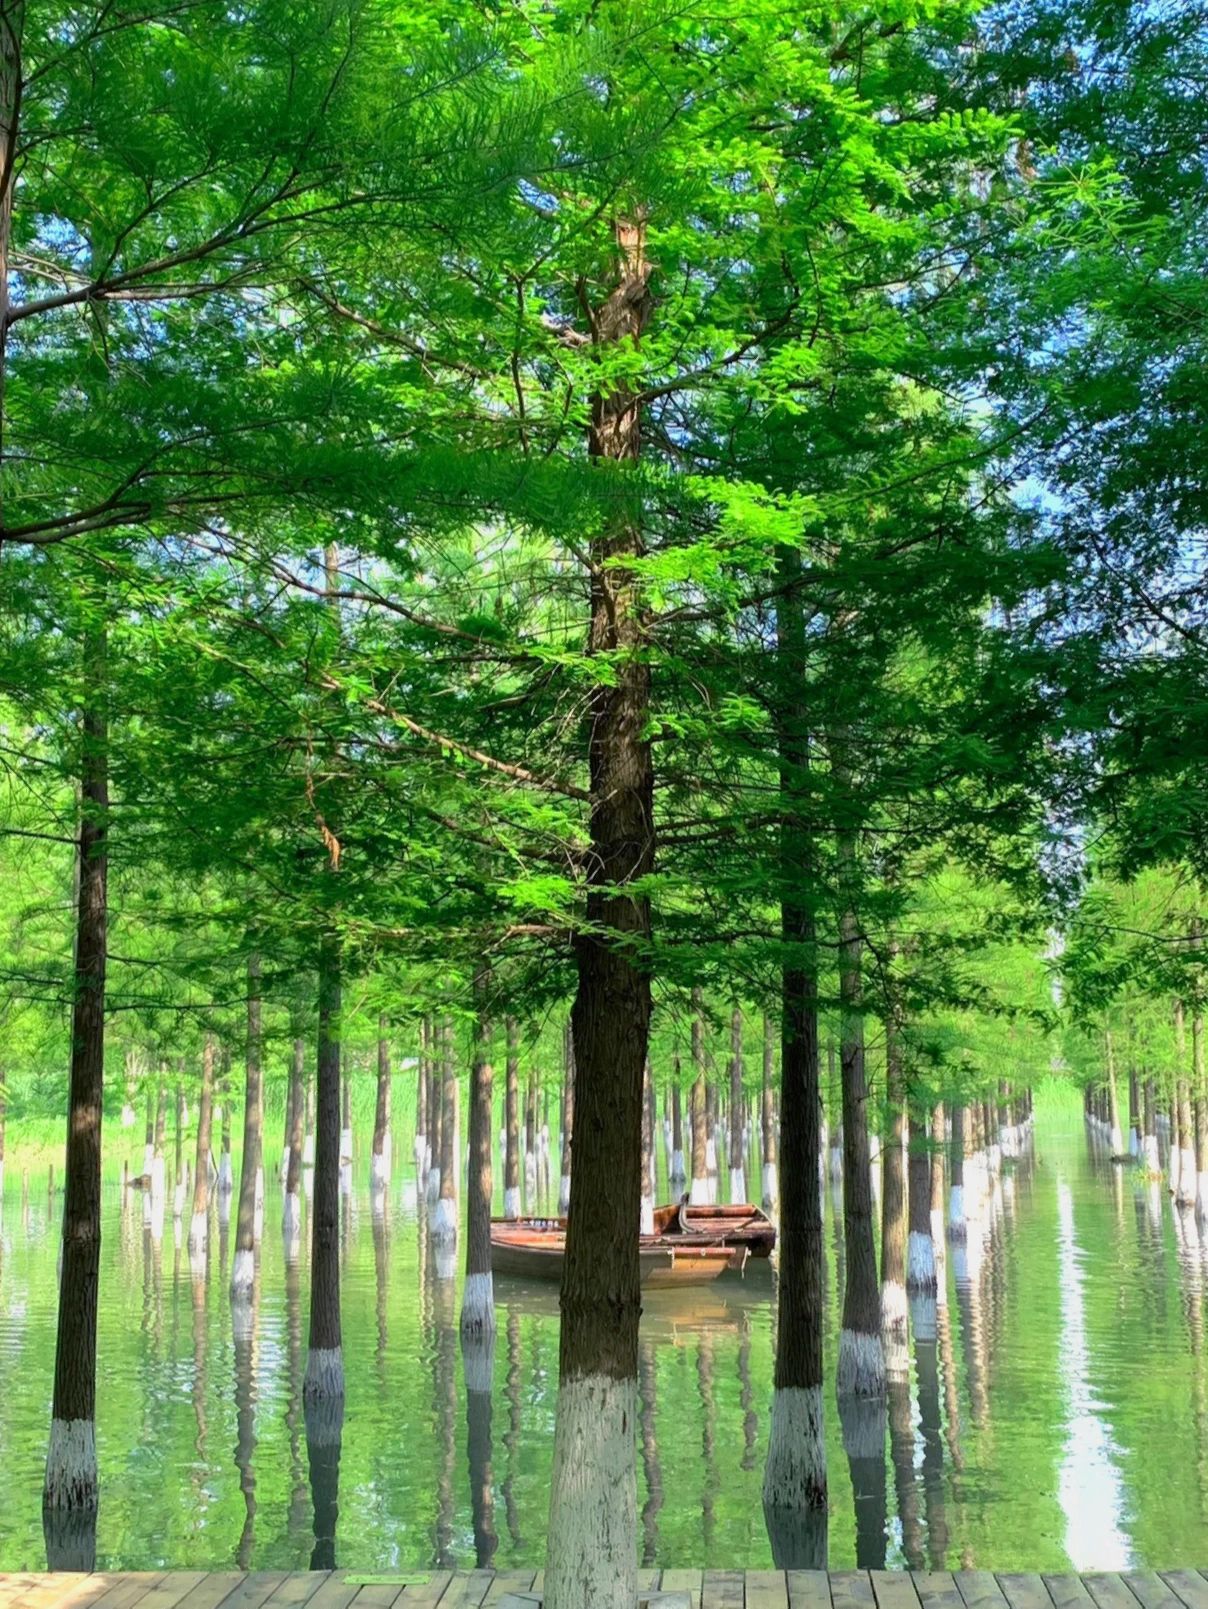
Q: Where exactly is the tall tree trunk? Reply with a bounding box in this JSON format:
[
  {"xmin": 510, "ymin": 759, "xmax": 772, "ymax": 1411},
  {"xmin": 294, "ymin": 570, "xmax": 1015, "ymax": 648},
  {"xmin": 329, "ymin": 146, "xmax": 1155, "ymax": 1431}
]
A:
[
  {"xmin": 232, "ymin": 953, "xmax": 263, "ymax": 1298},
  {"xmin": 415, "ymin": 1017, "xmax": 430, "ymax": 1178},
  {"xmin": 524, "ymin": 1068, "xmax": 537, "ymax": 1205},
  {"xmin": 340, "ymin": 1058, "xmax": 353, "ymax": 1177},
  {"xmin": 305, "ymin": 929, "xmax": 343, "ymax": 1404},
  {"xmin": 1195, "ymin": 1000, "xmax": 1207, "ymax": 1219},
  {"xmin": 427, "ymin": 1019, "xmax": 443, "ymax": 1204},
  {"xmin": 434, "ymin": 1018, "xmax": 458, "ymax": 1245},
  {"xmin": 761, "ymin": 1014, "xmax": 778, "ymax": 1211},
  {"xmin": 284, "ymin": 1038, "xmax": 306, "ymax": 1247},
  {"xmin": 189, "ymin": 1038, "xmax": 215, "ymax": 1258},
  {"xmin": 834, "ymin": 819, "xmax": 884, "ymax": 1398},
  {"xmin": 1105, "ymin": 1028, "xmax": 1124, "ymax": 1159},
  {"xmin": 729, "ymin": 1008, "xmax": 746, "ymax": 1203},
  {"xmin": 173, "ymin": 1079, "xmax": 185, "ymax": 1219},
  {"xmin": 44, "ymin": 615, "xmax": 107, "ymax": 1540},
  {"xmin": 671, "ymin": 1067, "xmax": 684, "ymax": 1182},
  {"xmin": 462, "ymin": 972, "xmax": 495, "ymax": 1339},
  {"xmin": 948, "ymin": 1104, "xmax": 967, "ymax": 1240},
  {"xmin": 763, "ymin": 540, "xmax": 826, "ymax": 1551},
  {"xmin": 151, "ymin": 1074, "xmax": 167, "ymax": 1215},
  {"xmin": 504, "ymin": 1018, "xmax": 521, "ymax": 1220},
  {"xmin": 929, "ymin": 1104, "xmax": 947, "ymax": 1305},
  {"xmin": 690, "ymin": 995, "xmax": 710, "ymax": 1205},
  {"xmin": 881, "ymin": 988, "xmax": 908, "ymax": 1373},
  {"xmin": 545, "ymin": 212, "xmax": 655, "ymax": 1609},
  {"xmin": 372, "ymin": 1015, "xmax": 391, "ymax": 1190},
  {"xmin": 1177, "ymin": 997, "xmax": 1196, "ymax": 1206},
  {"xmin": 907, "ymin": 1106, "xmax": 935, "ymax": 1295},
  {"xmin": 640, "ymin": 1056, "xmax": 654, "ymax": 1234},
  {"xmin": 559, "ymin": 1018, "xmax": 575, "ymax": 1215},
  {"xmin": 218, "ymin": 1050, "xmax": 234, "ymax": 1197}
]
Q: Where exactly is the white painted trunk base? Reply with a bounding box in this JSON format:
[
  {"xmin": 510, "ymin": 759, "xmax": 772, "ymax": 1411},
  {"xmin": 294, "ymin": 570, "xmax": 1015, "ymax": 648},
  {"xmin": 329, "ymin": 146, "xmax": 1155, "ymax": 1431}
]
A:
[
  {"xmin": 640, "ymin": 1196, "xmax": 654, "ymax": 1236},
  {"xmin": 947, "ymin": 1184, "xmax": 966, "ymax": 1242},
  {"xmin": 705, "ymin": 1138, "xmax": 717, "ymax": 1174},
  {"xmin": 907, "ymin": 1230, "xmax": 936, "ymax": 1292},
  {"xmin": 504, "ymin": 1186, "xmax": 522, "ymax": 1221},
  {"xmin": 670, "ymin": 1149, "xmax": 685, "ymax": 1180},
  {"xmin": 689, "ymin": 1175, "xmax": 710, "ymax": 1206},
  {"xmin": 44, "ymin": 1418, "xmax": 97, "ymax": 1511},
  {"xmin": 729, "ymin": 1168, "xmax": 746, "ymax": 1205},
  {"xmin": 150, "ymin": 1155, "xmax": 166, "ymax": 1204},
  {"xmin": 230, "ymin": 1246, "xmax": 255, "ymax": 1297},
  {"xmin": 371, "ymin": 1148, "xmax": 391, "ymax": 1189},
  {"xmin": 280, "ymin": 1144, "xmax": 291, "ymax": 1183},
  {"xmin": 761, "ymin": 1162, "xmax": 778, "ymax": 1210},
  {"xmin": 461, "ymin": 1331, "xmax": 495, "ymax": 1396},
  {"xmin": 544, "ymin": 1373, "xmax": 637, "ymax": 1609},
  {"xmin": 1128, "ymin": 1127, "xmax": 1140, "ymax": 1158},
  {"xmin": 431, "ymin": 1195, "xmax": 458, "ymax": 1242},
  {"xmin": 188, "ymin": 1212, "xmax": 208, "ymax": 1254},
  {"xmin": 909, "ymin": 1292, "xmax": 937, "ymax": 1343},
  {"xmin": 828, "ymin": 1146, "xmax": 843, "ymax": 1182},
  {"xmin": 559, "ymin": 1173, "xmax": 571, "ymax": 1214},
  {"xmin": 460, "ymin": 1271, "xmax": 496, "ymax": 1339},
  {"xmin": 217, "ymin": 1154, "xmax": 233, "ymax": 1193},
  {"xmin": 426, "ymin": 1166, "xmax": 442, "ymax": 1204},
  {"xmin": 1143, "ymin": 1135, "xmax": 1161, "ymax": 1175},
  {"xmin": 283, "ymin": 1190, "xmax": 302, "ymax": 1236},
  {"xmin": 1179, "ymin": 1149, "xmax": 1198, "ymax": 1206},
  {"xmin": 881, "ymin": 1278, "xmax": 907, "ymax": 1340},
  {"xmin": 173, "ymin": 1183, "xmax": 185, "ymax": 1220},
  {"xmin": 303, "ymin": 1348, "xmax": 345, "ymax": 1415},
  {"xmin": 303, "ymin": 1134, "xmax": 315, "ymax": 1166},
  {"xmin": 1198, "ymin": 1173, "xmax": 1208, "ymax": 1220},
  {"xmin": 762, "ymin": 1385, "xmax": 826, "ymax": 1511},
  {"xmin": 340, "ymin": 1127, "xmax": 353, "ymax": 1165},
  {"xmin": 835, "ymin": 1328, "xmax": 885, "ymax": 1399},
  {"xmin": 435, "ymin": 1242, "xmax": 458, "ymax": 1281}
]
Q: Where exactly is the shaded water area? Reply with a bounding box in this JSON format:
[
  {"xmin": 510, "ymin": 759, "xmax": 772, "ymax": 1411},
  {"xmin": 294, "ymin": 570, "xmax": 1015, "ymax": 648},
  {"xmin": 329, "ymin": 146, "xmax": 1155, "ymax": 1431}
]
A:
[{"xmin": 2, "ymin": 1112, "xmax": 1208, "ymax": 1572}]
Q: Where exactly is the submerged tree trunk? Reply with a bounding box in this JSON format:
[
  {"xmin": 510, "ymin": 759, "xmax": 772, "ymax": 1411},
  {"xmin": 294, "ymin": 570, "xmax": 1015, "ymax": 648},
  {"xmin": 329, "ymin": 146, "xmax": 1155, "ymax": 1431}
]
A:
[
  {"xmin": 462, "ymin": 974, "xmax": 495, "ymax": 1339},
  {"xmin": 763, "ymin": 539, "xmax": 827, "ymax": 1555},
  {"xmin": 372, "ymin": 1016, "xmax": 391, "ymax": 1190},
  {"xmin": 190, "ymin": 1038, "xmax": 215, "ymax": 1258},
  {"xmin": 504, "ymin": 1017, "xmax": 522, "ymax": 1220},
  {"xmin": 231, "ymin": 953, "xmax": 263, "ymax": 1299},
  {"xmin": 948, "ymin": 1104, "xmax": 967, "ymax": 1240},
  {"xmin": 44, "ymin": 617, "xmax": 108, "ymax": 1540},
  {"xmin": 305, "ymin": 929, "xmax": 343, "ymax": 1404},
  {"xmin": 545, "ymin": 212, "xmax": 655, "ymax": 1609},
  {"xmin": 907, "ymin": 1107, "xmax": 935, "ymax": 1295}
]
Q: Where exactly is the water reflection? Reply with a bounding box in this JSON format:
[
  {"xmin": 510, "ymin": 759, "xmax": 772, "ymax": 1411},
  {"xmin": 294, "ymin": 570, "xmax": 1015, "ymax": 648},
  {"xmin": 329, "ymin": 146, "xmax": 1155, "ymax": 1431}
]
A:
[{"xmin": 7, "ymin": 1123, "xmax": 1208, "ymax": 1571}]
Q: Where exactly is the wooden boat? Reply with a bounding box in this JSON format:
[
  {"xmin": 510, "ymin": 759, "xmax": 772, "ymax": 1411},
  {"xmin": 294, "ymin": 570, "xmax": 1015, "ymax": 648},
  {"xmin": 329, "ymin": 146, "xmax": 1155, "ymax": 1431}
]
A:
[
  {"xmin": 651, "ymin": 1199, "xmax": 777, "ymax": 1258},
  {"xmin": 490, "ymin": 1200, "xmax": 775, "ymax": 1288}
]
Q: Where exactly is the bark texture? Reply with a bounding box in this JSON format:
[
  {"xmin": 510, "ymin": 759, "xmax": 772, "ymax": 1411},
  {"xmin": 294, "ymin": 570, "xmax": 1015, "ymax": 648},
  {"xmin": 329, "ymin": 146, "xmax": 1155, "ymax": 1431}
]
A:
[{"xmin": 306, "ymin": 929, "xmax": 343, "ymax": 1389}]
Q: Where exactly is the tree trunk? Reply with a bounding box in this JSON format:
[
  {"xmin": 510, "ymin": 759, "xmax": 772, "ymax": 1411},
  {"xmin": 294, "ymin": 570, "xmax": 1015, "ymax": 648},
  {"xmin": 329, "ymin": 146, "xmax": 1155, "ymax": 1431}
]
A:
[
  {"xmin": 524, "ymin": 1069, "xmax": 537, "ymax": 1205},
  {"xmin": 1195, "ymin": 1002, "xmax": 1207, "ymax": 1218},
  {"xmin": 426, "ymin": 1018, "xmax": 443, "ymax": 1204},
  {"xmin": 503, "ymin": 1017, "xmax": 522, "ymax": 1219},
  {"xmin": 44, "ymin": 615, "xmax": 107, "ymax": 1535},
  {"xmin": 218, "ymin": 1049, "xmax": 234, "ymax": 1197},
  {"xmin": 907, "ymin": 1108, "xmax": 935, "ymax": 1296},
  {"xmin": 763, "ymin": 539, "xmax": 827, "ymax": 1550},
  {"xmin": 929, "ymin": 1105, "xmax": 947, "ymax": 1304},
  {"xmin": 305, "ymin": 929, "xmax": 343, "ymax": 1403},
  {"xmin": 284, "ymin": 1038, "xmax": 306, "ymax": 1246},
  {"xmin": 640, "ymin": 1056, "xmax": 655, "ymax": 1234},
  {"xmin": 948, "ymin": 1104, "xmax": 967, "ymax": 1240},
  {"xmin": 881, "ymin": 990, "xmax": 907, "ymax": 1371},
  {"xmin": 729, "ymin": 1007, "xmax": 746, "ymax": 1203},
  {"xmin": 690, "ymin": 995, "xmax": 710, "ymax": 1204},
  {"xmin": 189, "ymin": 1038, "xmax": 215, "ymax": 1258},
  {"xmin": 1106, "ymin": 1028, "xmax": 1124, "ymax": 1159},
  {"xmin": 462, "ymin": 973, "xmax": 495, "ymax": 1339},
  {"xmin": 340, "ymin": 1059, "xmax": 353, "ymax": 1176},
  {"xmin": 545, "ymin": 212, "xmax": 655, "ymax": 1609},
  {"xmin": 671, "ymin": 1068, "xmax": 684, "ymax": 1182},
  {"xmin": 415, "ymin": 1017, "xmax": 430, "ymax": 1178},
  {"xmin": 559, "ymin": 1018, "xmax": 574, "ymax": 1215},
  {"xmin": 1177, "ymin": 997, "xmax": 1196, "ymax": 1204},
  {"xmin": 761, "ymin": 1013, "xmax": 778, "ymax": 1210},
  {"xmin": 835, "ymin": 856, "xmax": 884, "ymax": 1397},
  {"xmin": 232, "ymin": 953, "xmax": 263, "ymax": 1298},
  {"xmin": 372, "ymin": 1016, "xmax": 391, "ymax": 1190},
  {"xmin": 433, "ymin": 1018, "xmax": 459, "ymax": 1247},
  {"xmin": 173, "ymin": 1079, "xmax": 185, "ymax": 1219},
  {"xmin": 152, "ymin": 1075, "xmax": 167, "ymax": 1216}
]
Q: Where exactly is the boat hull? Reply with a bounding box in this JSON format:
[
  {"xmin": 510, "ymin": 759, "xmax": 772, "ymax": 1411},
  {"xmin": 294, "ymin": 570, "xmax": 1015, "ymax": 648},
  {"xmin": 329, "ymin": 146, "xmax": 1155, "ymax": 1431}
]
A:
[{"xmin": 490, "ymin": 1219, "xmax": 748, "ymax": 1287}]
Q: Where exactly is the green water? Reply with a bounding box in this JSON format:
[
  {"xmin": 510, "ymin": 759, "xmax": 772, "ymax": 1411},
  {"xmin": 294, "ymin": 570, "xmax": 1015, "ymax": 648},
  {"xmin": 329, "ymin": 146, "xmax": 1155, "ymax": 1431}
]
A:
[{"xmin": 1, "ymin": 1117, "xmax": 1206, "ymax": 1573}]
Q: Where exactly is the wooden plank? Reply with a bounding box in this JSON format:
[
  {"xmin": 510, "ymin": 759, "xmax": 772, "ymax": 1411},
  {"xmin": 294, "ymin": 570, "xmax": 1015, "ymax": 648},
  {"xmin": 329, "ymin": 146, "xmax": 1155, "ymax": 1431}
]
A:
[
  {"xmin": 302, "ymin": 1579, "xmax": 360, "ymax": 1609},
  {"xmin": 1122, "ymin": 1576, "xmax": 1181, "ymax": 1609},
  {"xmin": 701, "ymin": 1572, "xmax": 744, "ymax": 1609},
  {"xmin": 787, "ymin": 1574, "xmax": 833, "ymax": 1609},
  {"xmin": 956, "ymin": 1578, "xmax": 1009, "ymax": 1609},
  {"xmin": 659, "ymin": 1573, "xmax": 703, "ymax": 1609},
  {"xmin": 0, "ymin": 1579, "xmax": 41, "ymax": 1609},
  {"xmin": 914, "ymin": 1576, "xmax": 963, "ymax": 1609},
  {"xmin": 350, "ymin": 1587, "xmax": 410, "ymax": 1609},
  {"xmin": 13, "ymin": 1575, "xmax": 105, "ymax": 1609},
  {"xmin": 89, "ymin": 1574, "xmax": 168, "ymax": 1609},
  {"xmin": 428, "ymin": 1576, "xmax": 492, "ymax": 1609},
  {"xmin": 173, "ymin": 1577, "xmax": 246, "ymax": 1609},
  {"xmin": 261, "ymin": 1581, "xmax": 329, "ymax": 1609},
  {"xmin": 745, "ymin": 1573, "xmax": 789, "ymax": 1609},
  {"xmin": 1086, "ymin": 1582, "xmax": 1150, "ymax": 1609},
  {"xmin": 1159, "ymin": 1578, "xmax": 1208, "ymax": 1609},
  {"xmin": 480, "ymin": 1576, "xmax": 536, "ymax": 1607},
  {"xmin": 123, "ymin": 1575, "xmax": 214, "ymax": 1609},
  {"xmin": 1044, "ymin": 1580, "xmax": 1096, "ymax": 1609},
  {"xmin": 997, "ymin": 1576, "xmax": 1051, "ymax": 1609},
  {"xmin": 395, "ymin": 1577, "xmax": 452, "ymax": 1607},
  {"xmin": 831, "ymin": 1576, "xmax": 876, "ymax": 1609},
  {"xmin": 197, "ymin": 1577, "xmax": 288, "ymax": 1609},
  {"xmin": 871, "ymin": 1575, "xmax": 922, "ymax": 1609}
]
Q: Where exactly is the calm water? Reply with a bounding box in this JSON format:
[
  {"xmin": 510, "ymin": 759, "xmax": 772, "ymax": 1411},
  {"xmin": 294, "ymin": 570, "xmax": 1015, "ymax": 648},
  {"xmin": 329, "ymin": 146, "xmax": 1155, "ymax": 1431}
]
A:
[{"xmin": 2, "ymin": 1116, "xmax": 1207, "ymax": 1572}]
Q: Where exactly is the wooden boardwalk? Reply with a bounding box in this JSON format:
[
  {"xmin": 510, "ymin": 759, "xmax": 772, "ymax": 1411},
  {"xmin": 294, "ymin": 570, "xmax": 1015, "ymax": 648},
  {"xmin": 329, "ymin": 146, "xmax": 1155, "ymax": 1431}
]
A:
[{"xmin": 2, "ymin": 1572, "xmax": 1208, "ymax": 1609}]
